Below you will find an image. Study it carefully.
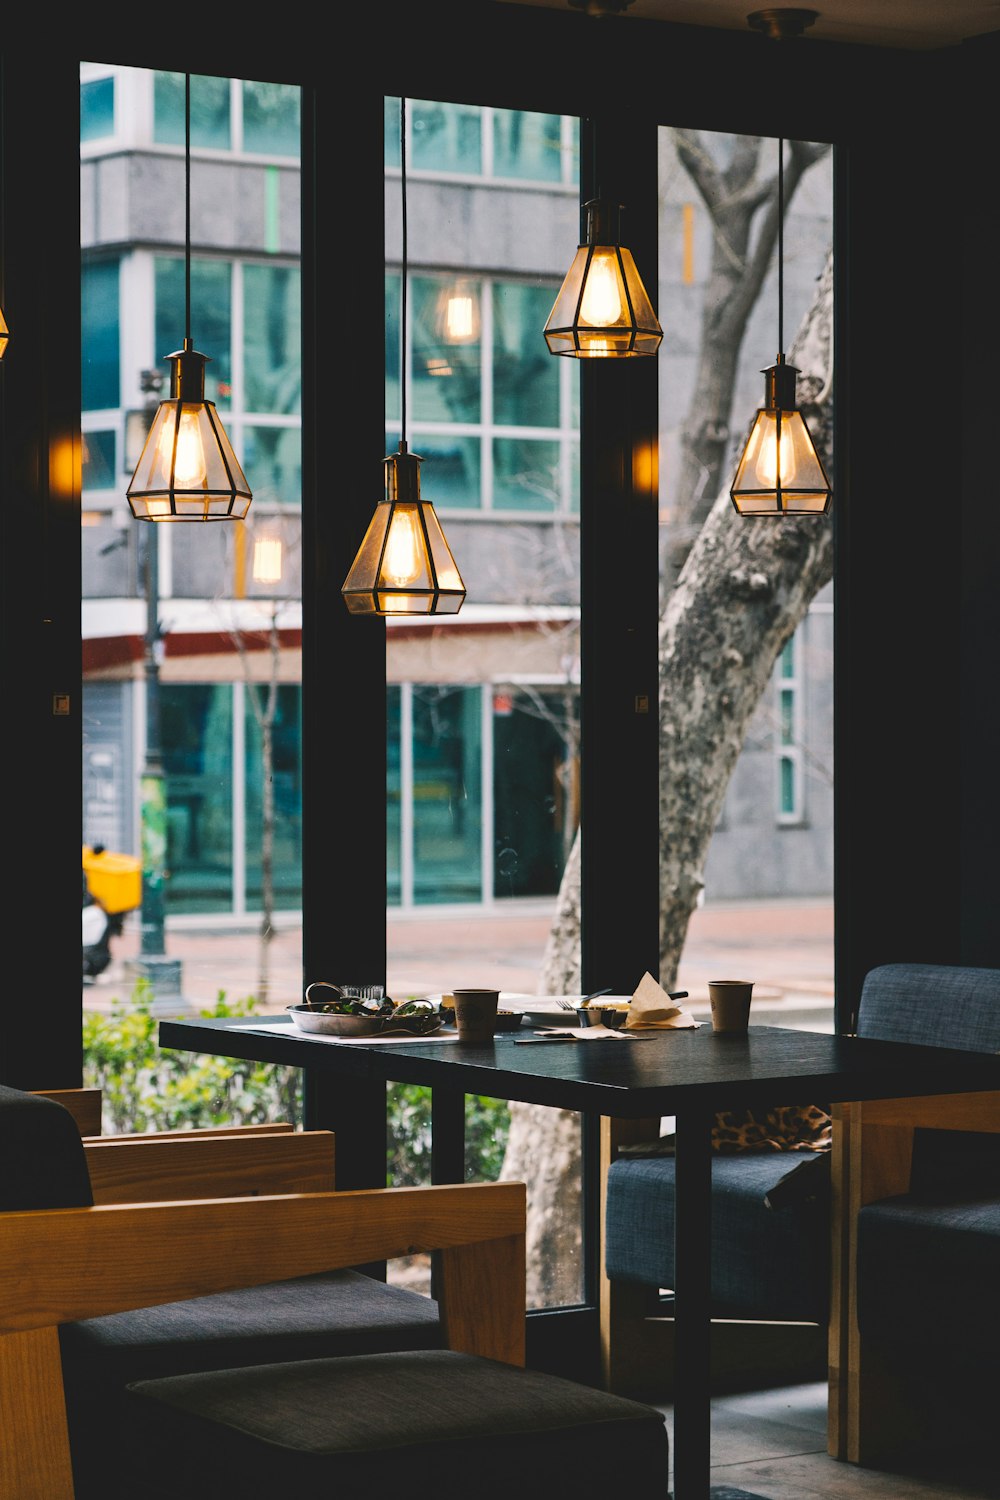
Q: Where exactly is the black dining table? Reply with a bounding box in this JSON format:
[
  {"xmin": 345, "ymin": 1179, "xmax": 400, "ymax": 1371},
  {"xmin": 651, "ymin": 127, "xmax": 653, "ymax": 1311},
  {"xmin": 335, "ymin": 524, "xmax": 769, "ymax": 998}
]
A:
[{"xmin": 158, "ymin": 1012, "xmax": 1000, "ymax": 1500}]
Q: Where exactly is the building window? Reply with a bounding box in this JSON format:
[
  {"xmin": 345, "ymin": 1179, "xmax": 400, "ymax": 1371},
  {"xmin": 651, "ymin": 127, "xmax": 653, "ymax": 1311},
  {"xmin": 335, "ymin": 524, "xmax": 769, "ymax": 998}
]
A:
[
  {"xmin": 81, "ymin": 76, "xmax": 115, "ymax": 143},
  {"xmin": 82, "ymin": 257, "xmax": 120, "ymax": 410},
  {"xmin": 777, "ymin": 635, "xmax": 803, "ymax": 824},
  {"xmin": 153, "ymin": 71, "xmax": 231, "ymax": 149},
  {"xmin": 386, "ymin": 270, "xmax": 577, "ymax": 515},
  {"xmin": 241, "ymin": 80, "xmax": 300, "ymax": 157},
  {"xmin": 155, "ymin": 256, "xmax": 233, "ymax": 402},
  {"xmin": 385, "ymin": 97, "xmax": 578, "ymax": 186}
]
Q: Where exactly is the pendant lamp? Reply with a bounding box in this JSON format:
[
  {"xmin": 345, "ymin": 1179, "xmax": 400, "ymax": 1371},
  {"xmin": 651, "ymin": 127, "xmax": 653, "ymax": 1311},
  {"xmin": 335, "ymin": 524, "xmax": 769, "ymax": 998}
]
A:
[
  {"xmin": 543, "ymin": 196, "xmax": 662, "ymax": 359},
  {"xmin": 0, "ymin": 308, "xmax": 9, "ymax": 360},
  {"xmin": 342, "ymin": 98, "xmax": 466, "ymax": 616},
  {"xmin": 731, "ymin": 24, "xmax": 831, "ymax": 516},
  {"xmin": 127, "ymin": 75, "xmax": 252, "ymax": 522}
]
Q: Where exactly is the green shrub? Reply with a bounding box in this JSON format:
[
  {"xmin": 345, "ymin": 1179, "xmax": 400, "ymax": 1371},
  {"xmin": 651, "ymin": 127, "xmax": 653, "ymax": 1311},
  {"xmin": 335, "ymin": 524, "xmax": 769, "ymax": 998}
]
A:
[{"xmin": 83, "ymin": 984, "xmax": 510, "ymax": 1183}]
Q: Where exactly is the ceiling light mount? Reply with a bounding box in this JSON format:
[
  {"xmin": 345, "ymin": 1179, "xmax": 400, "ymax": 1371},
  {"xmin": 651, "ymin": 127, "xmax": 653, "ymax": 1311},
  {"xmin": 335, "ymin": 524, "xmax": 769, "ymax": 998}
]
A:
[{"xmin": 747, "ymin": 8, "xmax": 819, "ymax": 41}]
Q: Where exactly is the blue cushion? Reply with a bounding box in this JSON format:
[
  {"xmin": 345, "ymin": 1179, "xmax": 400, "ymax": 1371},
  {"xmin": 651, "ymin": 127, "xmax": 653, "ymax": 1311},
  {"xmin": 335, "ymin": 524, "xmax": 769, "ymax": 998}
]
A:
[
  {"xmin": 605, "ymin": 1151, "xmax": 830, "ymax": 1320},
  {"xmin": 121, "ymin": 1349, "xmax": 670, "ymax": 1500},
  {"xmin": 858, "ymin": 1193, "xmax": 1000, "ymax": 1360},
  {"xmin": 856, "ymin": 962, "xmax": 1000, "ymax": 1051}
]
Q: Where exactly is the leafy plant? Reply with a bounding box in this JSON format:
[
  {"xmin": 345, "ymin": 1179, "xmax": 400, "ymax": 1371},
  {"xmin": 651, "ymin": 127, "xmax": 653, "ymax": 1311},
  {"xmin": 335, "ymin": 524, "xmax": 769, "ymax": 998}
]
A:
[{"xmin": 83, "ymin": 983, "xmax": 510, "ymax": 1184}]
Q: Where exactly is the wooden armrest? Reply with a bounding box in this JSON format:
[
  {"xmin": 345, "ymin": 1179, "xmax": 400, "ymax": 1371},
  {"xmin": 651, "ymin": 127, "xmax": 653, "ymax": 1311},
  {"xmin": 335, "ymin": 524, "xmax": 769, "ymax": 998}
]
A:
[
  {"xmin": 105, "ymin": 1121, "xmax": 296, "ymax": 1141},
  {"xmin": 31, "ymin": 1090, "xmax": 102, "ymax": 1139},
  {"xmin": 0, "ymin": 1180, "xmax": 527, "ymax": 1365},
  {"xmin": 854, "ymin": 1091, "xmax": 1000, "ymax": 1133},
  {"xmin": 83, "ymin": 1131, "xmax": 335, "ymax": 1203}
]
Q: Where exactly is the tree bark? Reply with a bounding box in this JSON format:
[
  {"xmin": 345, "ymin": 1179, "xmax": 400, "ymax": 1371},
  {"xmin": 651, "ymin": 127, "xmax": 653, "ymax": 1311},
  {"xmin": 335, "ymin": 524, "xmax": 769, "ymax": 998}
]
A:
[{"xmin": 500, "ymin": 246, "xmax": 833, "ymax": 1308}]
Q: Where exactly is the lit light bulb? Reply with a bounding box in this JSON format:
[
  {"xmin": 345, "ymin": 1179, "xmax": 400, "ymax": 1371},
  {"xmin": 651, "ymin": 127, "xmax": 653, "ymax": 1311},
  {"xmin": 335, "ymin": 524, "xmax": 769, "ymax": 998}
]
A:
[
  {"xmin": 157, "ymin": 407, "xmax": 207, "ymax": 487},
  {"xmin": 755, "ymin": 416, "xmax": 797, "ymax": 486},
  {"xmin": 446, "ymin": 294, "xmax": 475, "ymax": 342},
  {"xmin": 383, "ymin": 507, "xmax": 422, "ymax": 587},
  {"xmin": 579, "ymin": 251, "xmax": 622, "ymax": 327}
]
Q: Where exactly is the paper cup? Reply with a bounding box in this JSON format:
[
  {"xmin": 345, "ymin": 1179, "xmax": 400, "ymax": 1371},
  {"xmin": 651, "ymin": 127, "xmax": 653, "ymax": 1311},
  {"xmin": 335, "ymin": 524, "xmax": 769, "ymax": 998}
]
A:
[
  {"xmin": 708, "ymin": 980, "xmax": 754, "ymax": 1034},
  {"xmin": 452, "ymin": 989, "xmax": 500, "ymax": 1042}
]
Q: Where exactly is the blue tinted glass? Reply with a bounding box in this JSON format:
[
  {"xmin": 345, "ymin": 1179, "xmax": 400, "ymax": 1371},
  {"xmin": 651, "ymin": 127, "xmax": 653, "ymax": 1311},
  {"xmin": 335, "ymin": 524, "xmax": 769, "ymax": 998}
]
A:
[
  {"xmin": 245, "ymin": 685, "xmax": 302, "ymax": 912},
  {"xmin": 154, "ymin": 72, "xmax": 230, "ymax": 149},
  {"xmin": 493, "ymin": 438, "xmax": 560, "ymax": 512},
  {"xmin": 494, "ymin": 687, "xmax": 578, "ymax": 897},
  {"xmin": 385, "ymin": 273, "xmax": 401, "ymax": 424},
  {"xmin": 411, "ymin": 100, "xmax": 481, "ymax": 174},
  {"xmin": 384, "ymin": 97, "xmax": 401, "ymax": 168},
  {"xmin": 244, "ymin": 264, "xmax": 301, "ymax": 414},
  {"xmin": 160, "ymin": 685, "xmax": 234, "ymax": 913},
  {"xmin": 780, "ymin": 756, "xmax": 795, "ymax": 816},
  {"xmin": 411, "ymin": 276, "xmax": 481, "ymax": 424},
  {"xmin": 81, "ymin": 258, "xmax": 120, "ymax": 411},
  {"xmin": 780, "ymin": 687, "xmax": 794, "ymax": 744},
  {"xmin": 387, "ymin": 687, "xmax": 402, "ymax": 906},
  {"xmin": 412, "ymin": 686, "xmax": 482, "ymax": 904},
  {"xmin": 82, "ymin": 430, "xmax": 116, "ymax": 490},
  {"xmin": 242, "ymin": 81, "xmax": 300, "ymax": 157},
  {"xmin": 81, "ymin": 77, "xmax": 114, "ymax": 143},
  {"xmin": 492, "ymin": 282, "xmax": 559, "ymax": 427},
  {"xmin": 155, "ymin": 257, "xmax": 232, "ymax": 402},
  {"xmin": 407, "ymin": 431, "xmax": 481, "ymax": 510},
  {"xmin": 493, "ymin": 111, "xmax": 564, "ymax": 183},
  {"xmin": 243, "ymin": 425, "xmax": 301, "ymax": 506}
]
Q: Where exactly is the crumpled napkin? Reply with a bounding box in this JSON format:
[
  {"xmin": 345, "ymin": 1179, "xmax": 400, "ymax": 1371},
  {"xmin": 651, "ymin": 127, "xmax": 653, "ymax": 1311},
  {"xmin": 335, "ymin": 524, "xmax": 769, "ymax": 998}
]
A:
[{"xmin": 625, "ymin": 971, "xmax": 700, "ymax": 1029}]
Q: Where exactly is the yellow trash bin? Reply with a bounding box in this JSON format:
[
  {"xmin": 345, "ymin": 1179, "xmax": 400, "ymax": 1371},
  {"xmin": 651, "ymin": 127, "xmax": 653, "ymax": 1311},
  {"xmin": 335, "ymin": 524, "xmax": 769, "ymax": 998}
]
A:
[{"xmin": 82, "ymin": 846, "xmax": 142, "ymax": 914}]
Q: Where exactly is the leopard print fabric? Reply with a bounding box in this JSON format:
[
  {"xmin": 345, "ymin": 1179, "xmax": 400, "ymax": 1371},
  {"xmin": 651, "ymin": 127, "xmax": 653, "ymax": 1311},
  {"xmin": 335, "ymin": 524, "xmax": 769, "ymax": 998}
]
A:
[{"xmin": 711, "ymin": 1103, "xmax": 832, "ymax": 1153}]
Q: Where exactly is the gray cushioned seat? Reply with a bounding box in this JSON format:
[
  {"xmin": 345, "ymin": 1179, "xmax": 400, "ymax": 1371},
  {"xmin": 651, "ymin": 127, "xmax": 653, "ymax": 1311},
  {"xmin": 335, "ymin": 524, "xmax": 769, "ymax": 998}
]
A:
[
  {"xmin": 605, "ymin": 1150, "xmax": 830, "ymax": 1320},
  {"xmin": 123, "ymin": 1348, "xmax": 670, "ymax": 1500}
]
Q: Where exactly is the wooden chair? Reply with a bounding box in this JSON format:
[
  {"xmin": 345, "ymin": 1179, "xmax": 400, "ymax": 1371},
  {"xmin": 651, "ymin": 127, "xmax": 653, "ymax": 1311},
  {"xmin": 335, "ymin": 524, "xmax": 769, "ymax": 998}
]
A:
[
  {"xmin": 1, "ymin": 1084, "xmax": 669, "ymax": 1498},
  {"xmin": 840, "ymin": 962, "xmax": 1000, "ymax": 1468}
]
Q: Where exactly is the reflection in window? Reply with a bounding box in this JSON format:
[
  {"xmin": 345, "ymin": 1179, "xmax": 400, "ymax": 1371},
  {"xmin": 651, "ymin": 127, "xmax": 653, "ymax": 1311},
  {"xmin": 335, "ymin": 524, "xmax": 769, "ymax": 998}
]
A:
[
  {"xmin": 155, "ymin": 257, "xmax": 232, "ymax": 402},
  {"xmin": 81, "ymin": 77, "xmax": 114, "ymax": 142},
  {"xmin": 405, "ymin": 432, "xmax": 480, "ymax": 509},
  {"xmin": 412, "ymin": 687, "xmax": 482, "ymax": 905},
  {"xmin": 242, "ymin": 81, "xmax": 300, "ymax": 157},
  {"xmin": 243, "ymin": 264, "xmax": 301, "ymax": 413},
  {"xmin": 494, "ymin": 688, "xmax": 579, "ymax": 897},
  {"xmin": 82, "ymin": 430, "xmax": 116, "ymax": 490},
  {"xmin": 493, "ymin": 437, "xmax": 560, "ymax": 511},
  {"xmin": 154, "ymin": 72, "xmax": 231, "ymax": 149},
  {"xmin": 160, "ymin": 685, "xmax": 234, "ymax": 913},
  {"xmin": 245, "ymin": 685, "xmax": 303, "ymax": 911},
  {"xmin": 410, "ymin": 99, "xmax": 481, "ymax": 174},
  {"xmin": 243, "ymin": 426, "xmax": 301, "ymax": 506},
  {"xmin": 493, "ymin": 282, "xmax": 559, "ymax": 428},
  {"xmin": 82, "ymin": 258, "xmax": 120, "ymax": 410},
  {"xmin": 412, "ymin": 275, "xmax": 481, "ymax": 425},
  {"xmin": 493, "ymin": 110, "xmax": 565, "ymax": 182}
]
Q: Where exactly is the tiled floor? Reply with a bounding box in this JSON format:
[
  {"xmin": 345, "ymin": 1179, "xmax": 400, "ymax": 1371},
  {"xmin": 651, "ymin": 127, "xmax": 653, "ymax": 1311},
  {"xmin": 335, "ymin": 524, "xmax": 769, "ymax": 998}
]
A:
[{"xmin": 660, "ymin": 1382, "xmax": 998, "ymax": 1499}]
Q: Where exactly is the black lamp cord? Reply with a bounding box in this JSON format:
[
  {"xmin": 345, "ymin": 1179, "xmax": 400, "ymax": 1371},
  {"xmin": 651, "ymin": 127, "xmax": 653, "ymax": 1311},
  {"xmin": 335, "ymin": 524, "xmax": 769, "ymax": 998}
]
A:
[
  {"xmin": 400, "ymin": 96, "xmax": 407, "ymax": 446},
  {"xmin": 185, "ymin": 73, "xmax": 192, "ymax": 347},
  {"xmin": 777, "ymin": 135, "xmax": 784, "ymax": 354}
]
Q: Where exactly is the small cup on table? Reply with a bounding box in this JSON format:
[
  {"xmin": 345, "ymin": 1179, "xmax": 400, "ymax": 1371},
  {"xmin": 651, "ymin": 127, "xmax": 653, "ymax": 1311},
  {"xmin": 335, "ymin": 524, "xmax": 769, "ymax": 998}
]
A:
[
  {"xmin": 708, "ymin": 980, "xmax": 754, "ymax": 1034},
  {"xmin": 452, "ymin": 989, "xmax": 500, "ymax": 1042}
]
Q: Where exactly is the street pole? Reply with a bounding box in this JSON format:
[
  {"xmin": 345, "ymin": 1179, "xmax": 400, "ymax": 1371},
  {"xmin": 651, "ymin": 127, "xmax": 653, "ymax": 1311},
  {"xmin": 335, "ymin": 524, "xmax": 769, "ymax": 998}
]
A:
[{"xmin": 124, "ymin": 369, "xmax": 185, "ymax": 1011}]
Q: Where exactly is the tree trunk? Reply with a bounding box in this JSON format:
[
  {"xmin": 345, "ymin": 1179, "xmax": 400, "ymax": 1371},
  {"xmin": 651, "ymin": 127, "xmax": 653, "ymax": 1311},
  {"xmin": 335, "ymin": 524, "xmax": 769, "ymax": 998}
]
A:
[{"xmin": 500, "ymin": 247, "xmax": 833, "ymax": 1308}]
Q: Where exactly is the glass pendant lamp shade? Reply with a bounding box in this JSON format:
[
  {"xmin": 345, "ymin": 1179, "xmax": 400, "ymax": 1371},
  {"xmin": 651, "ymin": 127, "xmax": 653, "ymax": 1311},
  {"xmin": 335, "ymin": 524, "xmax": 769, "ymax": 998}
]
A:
[
  {"xmin": 0, "ymin": 307, "xmax": 9, "ymax": 359},
  {"xmin": 127, "ymin": 341, "xmax": 252, "ymax": 521},
  {"xmin": 544, "ymin": 198, "xmax": 662, "ymax": 359},
  {"xmin": 730, "ymin": 356, "xmax": 831, "ymax": 515},
  {"xmin": 343, "ymin": 441, "xmax": 466, "ymax": 616}
]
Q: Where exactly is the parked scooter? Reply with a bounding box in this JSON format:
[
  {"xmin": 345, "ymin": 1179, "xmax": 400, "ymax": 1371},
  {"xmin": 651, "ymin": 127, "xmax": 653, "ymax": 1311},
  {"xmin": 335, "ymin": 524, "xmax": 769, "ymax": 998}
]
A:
[{"xmin": 82, "ymin": 844, "xmax": 141, "ymax": 982}]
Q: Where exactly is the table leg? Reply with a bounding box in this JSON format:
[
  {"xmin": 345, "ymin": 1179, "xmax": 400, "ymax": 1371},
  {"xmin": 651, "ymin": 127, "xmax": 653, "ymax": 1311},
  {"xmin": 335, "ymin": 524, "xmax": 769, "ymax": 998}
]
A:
[
  {"xmin": 431, "ymin": 1088, "xmax": 465, "ymax": 1184},
  {"xmin": 303, "ymin": 1068, "xmax": 387, "ymax": 1188}
]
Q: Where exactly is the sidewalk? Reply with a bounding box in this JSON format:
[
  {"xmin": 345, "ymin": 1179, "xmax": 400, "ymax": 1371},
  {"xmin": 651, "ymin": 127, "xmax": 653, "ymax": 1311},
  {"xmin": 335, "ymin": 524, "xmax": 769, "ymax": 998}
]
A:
[{"xmin": 84, "ymin": 897, "xmax": 835, "ymax": 1030}]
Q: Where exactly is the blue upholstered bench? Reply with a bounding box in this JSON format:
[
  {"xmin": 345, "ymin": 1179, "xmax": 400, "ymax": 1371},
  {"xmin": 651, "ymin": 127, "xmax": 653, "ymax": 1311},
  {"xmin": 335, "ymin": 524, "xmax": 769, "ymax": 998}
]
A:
[{"xmin": 849, "ymin": 962, "xmax": 1000, "ymax": 1463}]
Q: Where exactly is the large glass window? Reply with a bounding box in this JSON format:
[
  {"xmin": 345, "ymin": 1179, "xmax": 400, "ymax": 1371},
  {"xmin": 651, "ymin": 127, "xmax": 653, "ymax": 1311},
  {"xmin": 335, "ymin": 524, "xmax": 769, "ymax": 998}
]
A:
[
  {"xmin": 658, "ymin": 127, "xmax": 834, "ymax": 1028},
  {"xmin": 243, "ymin": 264, "xmax": 301, "ymax": 414},
  {"xmin": 245, "ymin": 684, "xmax": 303, "ymax": 910},
  {"xmin": 154, "ymin": 71, "xmax": 231, "ymax": 149},
  {"xmin": 161, "ymin": 685, "xmax": 234, "ymax": 913},
  {"xmin": 81, "ymin": 76, "xmax": 114, "ymax": 142},
  {"xmin": 242, "ymin": 80, "xmax": 300, "ymax": 157},
  {"xmin": 412, "ymin": 686, "xmax": 482, "ymax": 906}
]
